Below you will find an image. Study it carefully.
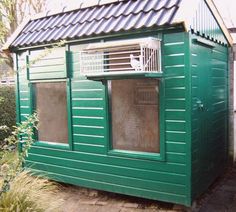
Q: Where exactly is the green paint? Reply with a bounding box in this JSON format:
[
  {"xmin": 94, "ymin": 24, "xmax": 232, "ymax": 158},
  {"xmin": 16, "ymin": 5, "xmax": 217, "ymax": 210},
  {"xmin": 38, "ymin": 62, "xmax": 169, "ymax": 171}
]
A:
[
  {"xmin": 66, "ymin": 78, "xmax": 73, "ymax": 150},
  {"xmin": 184, "ymin": 32, "xmax": 192, "ymax": 206},
  {"xmin": 87, "ymin": 72, "xmax": 163, "ymax": 81},
  {"xmin": 28, "ymin": 48, "xmax": 67, "ymax": 80},
  {"xmin": 190, "ymin": 34, "xmax": 228, "ymax": 200},
  {"xmin": 14, "ymin": 26, "xmax": 229, "ymax": 207}
]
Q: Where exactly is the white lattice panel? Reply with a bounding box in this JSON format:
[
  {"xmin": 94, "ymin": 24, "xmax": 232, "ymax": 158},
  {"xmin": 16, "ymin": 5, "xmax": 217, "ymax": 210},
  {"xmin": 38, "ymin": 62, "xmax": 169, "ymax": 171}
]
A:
[{"xmin": 80, "ymin": 37, "xmax": 161, "ymax": 76}]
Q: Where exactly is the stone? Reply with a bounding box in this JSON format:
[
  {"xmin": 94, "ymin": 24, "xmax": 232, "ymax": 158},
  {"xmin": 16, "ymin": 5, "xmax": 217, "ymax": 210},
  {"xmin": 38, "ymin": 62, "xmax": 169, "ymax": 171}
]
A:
[
  {"xmin": 95, "ymin": 200, "xmax": 108, "ymax": 206},
  {"xmin": 173, "ymin": 204, "xmax": 188, "ymax": 211},
  {"xmin": 88, "ymin": 190, "xmax": 99, "ymax": 197},
  {"xmin": 95, "ymin": 205, "xmax": 121, "ymax": 212},
  {"xmin": 123, "ymin": 202, "xmax": 139, "ymax": 208},
  {"xmin": 79, "ymin": 198, "xmax": 99, "ymax": 205}
]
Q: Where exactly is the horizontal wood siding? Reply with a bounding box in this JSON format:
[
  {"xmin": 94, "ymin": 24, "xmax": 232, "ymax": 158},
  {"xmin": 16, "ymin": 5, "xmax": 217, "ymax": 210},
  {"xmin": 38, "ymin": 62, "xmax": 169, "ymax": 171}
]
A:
[
  {"xmin": 70, "ymin": 50, "xmax": 106, "ymax": 154},
  {"xmin": 191, "ymin": 35, "xmax": 228, "ymax": 200},
  {"xmin": 28, "ymin": 47, "xmax": 66, "ymax": 80},
  {"xmin": 17, "ymin": 32, "xmax": 190, "ymax": 205},
  {"xmin": 17, "ymin": 52, "xmax": 31, "ymax": 124}
]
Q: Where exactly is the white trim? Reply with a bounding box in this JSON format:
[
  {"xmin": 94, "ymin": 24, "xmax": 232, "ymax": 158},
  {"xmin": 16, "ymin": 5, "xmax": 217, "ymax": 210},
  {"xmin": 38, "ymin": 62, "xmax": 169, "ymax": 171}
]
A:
[
  {"xmin": 99, "ymin": 0, "xmax": 118, "ymax": 6},
  {"xmin": 173, "ymin": 0, "xmax": 233, "ymax": 46},
  {"xmin": 2, "ymin": 18, "xmax": 31, "ymax": 51},
  {"xmin": 205, "ymin": 0, "xmax": 233, "ymax": 46},
  {"xmin": 85, "ymin": 37, "xmax": 161, "ymax": 51}
]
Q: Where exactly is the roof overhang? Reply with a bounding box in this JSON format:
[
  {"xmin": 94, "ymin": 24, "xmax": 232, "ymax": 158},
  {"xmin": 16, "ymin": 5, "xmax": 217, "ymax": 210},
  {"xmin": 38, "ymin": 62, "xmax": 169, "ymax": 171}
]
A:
[
  {"xmin": 205, "ymin": 0, "xmax": 233, "ymax": 46},
  {"xmin": 2, "ymin": 0, "xmax": 233, "ymax": 51},
  {"xmin": 2, "ymin": 18, "xmax": 30, "ymax": 52},
  {"xmin": 173, "ymin": 0, "xmax": 233, "ymax": 46}
]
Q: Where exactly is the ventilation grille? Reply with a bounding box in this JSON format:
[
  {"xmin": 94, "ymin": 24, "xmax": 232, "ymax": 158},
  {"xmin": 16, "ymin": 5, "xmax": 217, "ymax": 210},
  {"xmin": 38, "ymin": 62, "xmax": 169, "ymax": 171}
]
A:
[{"xmin": 80, "ymin": 38, "xmax": 161, "ymax": 76}]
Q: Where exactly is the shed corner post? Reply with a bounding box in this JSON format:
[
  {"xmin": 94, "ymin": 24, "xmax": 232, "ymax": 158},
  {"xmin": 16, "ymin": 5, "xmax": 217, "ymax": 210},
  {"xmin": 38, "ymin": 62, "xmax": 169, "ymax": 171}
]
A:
[
  {"xmin": 14, "ymin": 52, "xmax": 22, "ymax": 153},
  {"xmin": 184, "ymin": 31, "xmax": 193, "ymax": 206},
  {"xmin": 65, "ymin": 44, "xmax": 74, "ymax": 150},
  {"xmin": 228, "ymin": 44, "xmax": 235, "ymax": 163}
]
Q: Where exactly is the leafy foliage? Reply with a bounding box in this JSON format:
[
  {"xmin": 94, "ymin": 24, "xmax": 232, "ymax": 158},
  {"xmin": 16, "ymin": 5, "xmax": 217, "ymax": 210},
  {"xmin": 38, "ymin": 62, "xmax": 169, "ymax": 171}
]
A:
[
  {"xmin": 0, "ymin": 86, "xmax": 16, "ymax": 142},
  {"xmin": 0, "ymin": 113, "xmax": 38, "ymax": 195},
  {"xmin": 0, "ymin": 113, "xmax": 63, "ymax": 211}
]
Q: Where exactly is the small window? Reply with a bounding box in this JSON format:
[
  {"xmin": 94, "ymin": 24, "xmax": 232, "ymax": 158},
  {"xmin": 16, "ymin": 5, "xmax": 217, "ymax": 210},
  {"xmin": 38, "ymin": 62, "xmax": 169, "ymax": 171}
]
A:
[
  {"xmin": 34, "ymin": 82, "xmax": 68, "ymax": 143},
  {"xmin": 110, "ymin": 78, "xmax": 160, "ymax": 153}
]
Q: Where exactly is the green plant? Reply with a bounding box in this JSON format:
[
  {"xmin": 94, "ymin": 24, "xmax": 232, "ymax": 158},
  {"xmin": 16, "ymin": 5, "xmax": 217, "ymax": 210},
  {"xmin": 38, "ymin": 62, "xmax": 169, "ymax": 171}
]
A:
[
  {"xmin": 0, "ymin": 113, "xmax": 38, "ymax": 195},
  {"xmin": 0, "ymin": 113, "xmax": 63, "ymax": 211},
  {"xmin": 0, "ymin": 86, "xmax": 16, "ymax": 142},
  {"xmin": 0, "ymin": 171, "xmax": 63, "ymax": 212}
]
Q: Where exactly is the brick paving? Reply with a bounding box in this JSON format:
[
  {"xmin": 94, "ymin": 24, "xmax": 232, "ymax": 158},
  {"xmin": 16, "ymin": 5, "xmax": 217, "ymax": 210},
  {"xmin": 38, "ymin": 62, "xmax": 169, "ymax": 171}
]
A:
[
  {"xmin": 195, "ymin": 164, "xmax": 236, "ymax": 212},
  {"xmin": 59, "ymin": 163, "xmax": 236, "ymax": 212}
]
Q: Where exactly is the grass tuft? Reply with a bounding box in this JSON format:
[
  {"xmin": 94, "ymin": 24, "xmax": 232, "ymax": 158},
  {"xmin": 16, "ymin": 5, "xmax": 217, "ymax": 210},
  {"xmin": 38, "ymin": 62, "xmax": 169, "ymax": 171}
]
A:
[{"xmin": 0, "ymin": 171, "xmax": 63, "ymax": 212}]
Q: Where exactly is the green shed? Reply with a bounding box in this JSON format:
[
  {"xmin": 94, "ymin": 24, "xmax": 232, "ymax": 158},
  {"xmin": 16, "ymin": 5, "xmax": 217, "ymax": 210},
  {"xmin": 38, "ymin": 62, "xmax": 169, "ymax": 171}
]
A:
[{"xmin": 3, "ymin": 0, "xmax": 233, "ymax": 206}]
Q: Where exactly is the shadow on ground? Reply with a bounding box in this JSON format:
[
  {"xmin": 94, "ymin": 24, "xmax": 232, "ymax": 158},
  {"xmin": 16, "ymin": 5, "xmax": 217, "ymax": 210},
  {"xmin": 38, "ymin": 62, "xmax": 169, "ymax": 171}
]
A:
[{"xmin": 58, "ymin": 163, "xmax": 236, "ymax": 212}]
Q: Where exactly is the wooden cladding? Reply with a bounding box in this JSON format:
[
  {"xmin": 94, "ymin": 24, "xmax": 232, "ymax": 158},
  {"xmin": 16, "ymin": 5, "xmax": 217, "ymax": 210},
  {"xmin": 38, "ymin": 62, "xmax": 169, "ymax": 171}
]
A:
[{"xmin": 27, "ymin": 47, "xmax": 67, "ymax": 80}]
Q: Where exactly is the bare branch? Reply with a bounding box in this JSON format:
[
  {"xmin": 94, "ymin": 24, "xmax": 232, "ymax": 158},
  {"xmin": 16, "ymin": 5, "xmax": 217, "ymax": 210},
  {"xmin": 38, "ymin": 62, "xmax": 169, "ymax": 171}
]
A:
[{"xmin": 0, "ymin": 0, "xmax": 46, "ymax": 71}]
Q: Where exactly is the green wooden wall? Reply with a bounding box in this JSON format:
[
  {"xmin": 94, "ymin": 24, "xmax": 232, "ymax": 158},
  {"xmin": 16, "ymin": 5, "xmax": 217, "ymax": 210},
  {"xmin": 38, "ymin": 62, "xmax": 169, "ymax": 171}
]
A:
[
  {"xmin": 16, "ymin": 31, "xmax": 193, "ymax": 206},
  {"xmin": 190, "ymin": 35, "xmax": 228, "ymax": 200}
]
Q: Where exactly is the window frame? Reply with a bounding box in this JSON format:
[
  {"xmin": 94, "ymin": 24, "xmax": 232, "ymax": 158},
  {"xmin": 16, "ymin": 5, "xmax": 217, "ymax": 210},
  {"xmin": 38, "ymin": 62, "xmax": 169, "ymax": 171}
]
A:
[
  {"xmin": 106, "ymin": 77, "xmax": 165, "ymax": 161},
  {"xmin": 29, "ymin": 78, "xmax": 73, "ymax": 150}
]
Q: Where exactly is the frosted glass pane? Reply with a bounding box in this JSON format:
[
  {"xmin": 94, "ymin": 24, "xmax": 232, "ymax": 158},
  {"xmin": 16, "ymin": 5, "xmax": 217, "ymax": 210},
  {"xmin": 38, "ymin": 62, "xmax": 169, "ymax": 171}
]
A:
[
  {"xmin": 35, "ymin": 82, "xmax": 68, "ymax": 143},
  {"xmin": 111, "ymin": 79, "xmax": 160, "ymax": 153}
]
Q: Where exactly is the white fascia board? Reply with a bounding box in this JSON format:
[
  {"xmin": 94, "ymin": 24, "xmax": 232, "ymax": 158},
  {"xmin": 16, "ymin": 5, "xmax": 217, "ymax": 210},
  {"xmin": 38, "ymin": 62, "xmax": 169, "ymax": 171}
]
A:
[
  {"xmin": 84, "ymin": 37, "xmax": 160, "ymax": 51},
  {"xmin": 173, "ymin": 0, "xmax": 233, "ymax": 46},
  {"xmin": 205, "ymin": 0, "xmax": 233, "ymax": 46},
  {"xmin": 2, "ymin": 18, "xmax": 30, "ymax": 51},
  {"xmin": 173, "ymin": 0, "xmax": 200, "ymax": 32}
]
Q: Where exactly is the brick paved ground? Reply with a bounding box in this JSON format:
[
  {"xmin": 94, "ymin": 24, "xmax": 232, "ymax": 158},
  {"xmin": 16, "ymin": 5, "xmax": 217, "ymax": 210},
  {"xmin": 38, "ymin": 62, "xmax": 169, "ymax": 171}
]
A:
[
  {"xmin": 59, "ymin": 163, "xmax": 236, "ymax": 212},
  {"xmin": 195, "ymin": 163, "xmax": 236, "ymax": 212}
]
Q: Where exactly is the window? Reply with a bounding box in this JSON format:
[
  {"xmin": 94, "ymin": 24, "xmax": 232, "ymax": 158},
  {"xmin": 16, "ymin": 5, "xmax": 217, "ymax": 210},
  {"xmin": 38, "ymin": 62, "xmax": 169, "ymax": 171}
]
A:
[
  {"xmin": 110, "ymin": 78, "xmax": 160, "ymax": 153},
  {"xmin": 79, "ymin": 38, "xmax": 162, "ymax": 156},
  {"xmin": 34, "ymin": 82, "xmax": 68, "ymax": 144}
]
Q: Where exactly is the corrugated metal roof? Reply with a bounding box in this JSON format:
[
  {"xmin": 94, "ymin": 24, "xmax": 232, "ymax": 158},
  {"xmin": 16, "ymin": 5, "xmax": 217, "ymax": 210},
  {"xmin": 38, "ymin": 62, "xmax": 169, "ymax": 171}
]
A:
[{"xmin": 10, "ymin": 0, "xmax": 181, "ymax": 48}]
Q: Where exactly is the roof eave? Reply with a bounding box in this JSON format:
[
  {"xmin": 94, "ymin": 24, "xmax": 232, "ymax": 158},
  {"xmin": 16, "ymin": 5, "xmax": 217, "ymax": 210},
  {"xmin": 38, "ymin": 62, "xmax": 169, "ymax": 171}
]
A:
[
  {"xmin": 205, "ymin": 0, "xmax": 233, "ymax": 46},
  {"xmin": 174, "ymin": 0, "xmax": 233, "ymax": 46},
  {"xmin": 6, "ymin": 23, "xmax": 186, "ymax": 52},
  {"xmin": 2, "ymin": 18, "xmax": 31, "ymax": 52},
  {"xmin": 2, "ymin": 0, "xmax": 129, "ymax": 51}
]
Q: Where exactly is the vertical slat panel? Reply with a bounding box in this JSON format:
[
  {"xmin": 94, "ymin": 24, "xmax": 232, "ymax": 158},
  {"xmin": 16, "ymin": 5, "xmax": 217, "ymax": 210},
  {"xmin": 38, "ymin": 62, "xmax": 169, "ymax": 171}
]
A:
[
  {"xmin": 190, "ymin": 0, "xmax": 228, "ymax": 45},
  {"xmin": 190, "ymin": 35, "xmax": 228, "ymax": 200}
]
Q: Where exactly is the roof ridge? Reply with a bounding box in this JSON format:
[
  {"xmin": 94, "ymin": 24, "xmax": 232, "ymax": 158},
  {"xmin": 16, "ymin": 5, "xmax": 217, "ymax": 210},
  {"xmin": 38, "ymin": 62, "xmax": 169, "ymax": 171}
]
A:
[
  {"xmin": 31, "ymin": 0, "xmax": 131, "ymax": 21},
  {"xmin": 26, "ymin": 4, "xmax": 179, "ymax": 34}
]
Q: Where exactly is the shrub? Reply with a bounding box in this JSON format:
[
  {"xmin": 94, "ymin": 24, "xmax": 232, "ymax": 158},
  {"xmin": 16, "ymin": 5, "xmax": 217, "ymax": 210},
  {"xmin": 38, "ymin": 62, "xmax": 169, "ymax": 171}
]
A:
[
  {"xmin": 0, "ymin": 113, "xmax": 64, "ymax": 211},
  {"xmin": 0, "ymin": 113, "xmax": 38, "ymax": 194},
  {"xmin": 0, "ymin": 86, "xmax": 16, "ymax": 142},
  {"xmin": 0, "ymin": 171, "xmax": 63, "ymax": 212}
]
